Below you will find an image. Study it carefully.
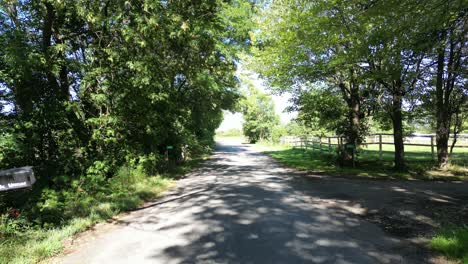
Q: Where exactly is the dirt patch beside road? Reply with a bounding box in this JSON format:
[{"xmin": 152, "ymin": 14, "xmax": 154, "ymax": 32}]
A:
[
  {"xmin": 362, "ymin": 195, "xmax": 468, "ymax": 239},
  {"xmin": 259, "ymin": 144, "xmax": 468, "ymax": 262}
]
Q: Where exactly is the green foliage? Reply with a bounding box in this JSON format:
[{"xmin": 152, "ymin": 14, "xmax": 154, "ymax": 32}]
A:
[
  {"xmin": 0, "ymin": 212, "xmax": 31, "ymax": 237},
  {"xmin": 0, "ymin": 0, "xmax": 252, "ymax": 209},
  {"xmin": 250, "ymin": 0, "xmax": 376, "ymax": 150},
  {"xmin": 431, "ymin": 226, "xmax": 468, "ymax": 263},
  {"xmin": 0, "ymin": 129, "xmax": 24, "ymax": 168},
  {"xmin": 0, "ymin": 165, "xmax": 173, "ymax": 264},
  {"xmin": 240, "ymin": 77, "xmax": 280, "ymax": 143},
  {"xmin": 0, "ymin": 1, "xmax": 253, "ymax": 261},
  {"xmin": 283, "ymin": 120, "xmax": 315, "ymax": 136},
  {"xmin": 250, "ymin": 0, "xmax": 467, "ymax": 168},
  {"xmin": 297, "ymin": 86, "xmax": 348, "ymax": 134},
  {"xmin": 270, "ymin": 125, "xmax": 286, "ymax": 144}
]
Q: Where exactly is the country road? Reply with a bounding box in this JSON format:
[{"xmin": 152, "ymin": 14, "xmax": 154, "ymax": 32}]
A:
[{"xmin": 59, "ymin": 138, "xmax": 467, "ymax": 264}]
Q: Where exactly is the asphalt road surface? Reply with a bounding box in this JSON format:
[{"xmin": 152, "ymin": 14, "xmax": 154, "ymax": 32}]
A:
[{"xmin": 60, "ymin": 138, "xmax": 464, "ymax": 264}]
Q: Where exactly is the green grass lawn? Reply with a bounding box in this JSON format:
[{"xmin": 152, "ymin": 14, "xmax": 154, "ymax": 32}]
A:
[
  {"xmin": 257, "ymin": 143, "xmax": 468, "ymax": 180},
  {"xmin": 360, "ymin": 144, "xmax": 468, "ymax": 167}
]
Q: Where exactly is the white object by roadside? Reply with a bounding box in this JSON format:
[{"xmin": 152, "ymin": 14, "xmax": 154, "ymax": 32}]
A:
[{"xmin": 0, "ymin": 166, "xmax": 36, "ymax": 191}]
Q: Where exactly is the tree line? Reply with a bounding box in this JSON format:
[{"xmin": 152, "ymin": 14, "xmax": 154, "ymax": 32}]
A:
[
  {"xmin": 0, "ymin": 0, "xmax": 252, "ymax": 188},
  {"xmin": 251, "ymin": 0, "xmax": 467, "ymax": 170}
]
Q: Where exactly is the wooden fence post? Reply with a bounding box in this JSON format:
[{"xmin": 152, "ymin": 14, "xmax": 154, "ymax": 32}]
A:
[
  {"xmin": 328, "ymin": 137, "xmax": 331, "ymax": 152},
  {"xmin": 338, "ymin": 136, "xmax": 342, "ymax": 156},
  {"xmin": 431, "ymin": 135, "xmax": 435, "ymax": 160},
  {"xmin": 319, "ymin": 137, "xmax": 322, "ymax": 153},
  {"xmin": 379, "ymin": 134, "xmax": 383, "ymax": 161}
]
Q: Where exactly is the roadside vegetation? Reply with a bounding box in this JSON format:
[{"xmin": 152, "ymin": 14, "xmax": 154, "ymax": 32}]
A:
[
  {"xmin": 0, "ymin": 0, "xmax": 252, "ymax": 263},
  {"xmin": 0, "ymin": 169, "xmax": 171, "ymax": 264},
  {"xmin": 431, "ymin": 226, "xmax": 468, "ymax": 263},
  {"xmin": 239, "ymin": 75, "xmax": 280, "ymax": 144},
  {"xmin": 0, "ymin": 154, "xmax": 212, "ymax": 264},
  {"xmin": 250, "ymin": 0, "xmax": 467, "ymax": 171}
]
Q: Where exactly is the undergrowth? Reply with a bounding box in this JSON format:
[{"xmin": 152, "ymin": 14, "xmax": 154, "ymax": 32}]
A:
[{"xmin": 0, "ymin": 165, "xmax": 173, "ymax": 264}]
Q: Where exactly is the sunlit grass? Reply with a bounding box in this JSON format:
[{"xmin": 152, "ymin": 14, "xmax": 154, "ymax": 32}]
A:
[
  {"xmin": 0, "ymin": 218, "xmax": 94, "ymax": 264},
  {"xmin": 257, "ymin": 143, "xmax": 468, "ymax": 180},
  {"xmin": 361, "ymin": 144, "xmax": 468, "ymax": 167},
  {"xmin": 431, "ymin": 226, "xmax": 468, "ymax": 263},
  {"xmin": 0, "ymin": 175, "xmax": 174, "ymax": 264}
]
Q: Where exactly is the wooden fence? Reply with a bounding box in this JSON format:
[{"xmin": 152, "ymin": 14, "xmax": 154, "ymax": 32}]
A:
[{"xmin": 280, "ymin": 134, "xmax": 468, "ymax": 161}]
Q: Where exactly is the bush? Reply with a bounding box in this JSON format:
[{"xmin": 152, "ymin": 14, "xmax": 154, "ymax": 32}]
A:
[
  {"xmin": 271, "ymin": 126, "xmax": 286, "ymax": 144},
  {"xmin": 0, "ymin": 211, "xmax": 32, "ymax": 237}
]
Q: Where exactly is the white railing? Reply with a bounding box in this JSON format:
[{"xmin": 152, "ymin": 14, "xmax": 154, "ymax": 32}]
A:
[{"xmin": 280, "ymin": 134, "xmax": 468, "ymax": 161}]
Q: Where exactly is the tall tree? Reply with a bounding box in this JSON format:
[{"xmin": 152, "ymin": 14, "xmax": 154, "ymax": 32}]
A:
[
  {"xmin": 241, "ymin": 77, "xmax": 279, "ymax": 143},
  {"xmin": 0, "ymin": 0, "xmax": 250, "ymax": 184},
  {"xmin": 251, "ymin": 0, "xmax": 373, "ymax": 159},
  {"xmin": 430, "ymin": 1, "xmax": 467, "ymax": 168}
]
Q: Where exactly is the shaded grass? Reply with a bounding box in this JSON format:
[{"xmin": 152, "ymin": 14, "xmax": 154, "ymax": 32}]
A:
[
  {"xmin": 257, "ymin": 143, "xmax": 468, "ymax": 180},
  {"xmin": 431, "ymin": 226, "xmax": 468, "ymax": 263}
]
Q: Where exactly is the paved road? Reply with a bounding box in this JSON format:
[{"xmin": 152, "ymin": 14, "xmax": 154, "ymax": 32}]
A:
[{"xmin": 61, "ymin": 138, "xmax": 464, "ymax": 264}]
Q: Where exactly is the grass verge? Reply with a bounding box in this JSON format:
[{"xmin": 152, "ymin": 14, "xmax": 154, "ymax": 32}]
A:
[
  {"xmin": 431, "ymin": 226, "xmax": 468, "ymax": 263},
  {"xmin": 0, "ymin": 156, "xmax": 208, "ymax": 264},
  {"xmin": 0, "ymin": 176, "xmax": 172, "ymax": 264},
  {"xmin": 256, "ymin": 143, "xmax": 468, "ymax": 181}
]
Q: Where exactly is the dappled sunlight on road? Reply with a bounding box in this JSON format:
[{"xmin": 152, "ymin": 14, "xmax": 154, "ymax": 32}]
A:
[{"xmin": 60, "ymin": 138, "xmax": 466, "ymax": 264}]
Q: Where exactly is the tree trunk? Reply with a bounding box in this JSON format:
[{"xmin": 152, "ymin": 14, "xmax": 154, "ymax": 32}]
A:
[
  {"xmin": 338, "ymin": 78, "xmax": 361, "ymax": 165},
  {"xmin": 392, "ymin": 84, "xmax": 405, "ymax": 170},
  {"xmin": 349, "ymin": 82, "xmax": 361, "ymax": 146},
  {"xmin": 338, "ymin": 80, "xmax": 361, "ymax": 146},
  {"xmin": 435, "ymin": 48, "xmax": 451, "ymax": 168}
]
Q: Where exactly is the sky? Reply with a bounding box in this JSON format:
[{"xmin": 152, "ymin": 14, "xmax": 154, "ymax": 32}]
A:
[{"xmin": 217, "ymin": 69, "xmax": 297, "ymax": 132}]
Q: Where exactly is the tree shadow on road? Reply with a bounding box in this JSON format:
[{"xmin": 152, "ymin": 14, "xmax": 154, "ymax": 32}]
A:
[{"xmin": 114, "ymin": 142, "xmax": 466, "ymax": 263}]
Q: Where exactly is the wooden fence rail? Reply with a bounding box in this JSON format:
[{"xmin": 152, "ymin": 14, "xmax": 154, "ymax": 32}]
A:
[{"xmin": 280, "ymin": 134, "xmax": 468, "ymax": 161}]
